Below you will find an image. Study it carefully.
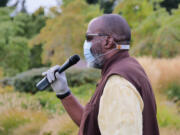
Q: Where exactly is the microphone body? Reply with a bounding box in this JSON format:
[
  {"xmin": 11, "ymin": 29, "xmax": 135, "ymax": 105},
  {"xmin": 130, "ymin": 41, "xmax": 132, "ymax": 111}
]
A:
[{"xmin": 36, "ymin": 55, "xmax": 80, "ymax": 90}]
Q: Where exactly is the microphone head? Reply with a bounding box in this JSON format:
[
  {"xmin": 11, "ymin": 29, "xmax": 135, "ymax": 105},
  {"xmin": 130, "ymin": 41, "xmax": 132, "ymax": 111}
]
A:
[{"xmin": 69, "ymin": 54, "xmax": 80, "ymax": 65}]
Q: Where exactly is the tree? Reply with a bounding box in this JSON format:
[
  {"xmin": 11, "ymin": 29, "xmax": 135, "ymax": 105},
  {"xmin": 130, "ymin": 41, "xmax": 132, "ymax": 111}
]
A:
[
  {"xmin": 30, "ymin": 0, "xmax": 102, "ymax": 65},
  {"xmin": 86, "ymin": 0, "xmax": 98, "ymax": 4},
  {"xmin": 127, "ymin": 6, "xmax": 180, "ymax": 58},
  {"xmin": 29, "ymin": 44, "xmax": 46, "ymax": 69},
  {"xmin": 160, "ymin": 0, "xmax": 180, "ymax": 13},
  {"xmin": 113, "ymin": 0, "xmax": 180, "ymax": 58},
  {"xmin": 152, "ymin": 7, "xmax": 180, "ymax": 57},
  {"xmin": 113, "ymin": 0, "xmax": 155, "ymax": 28},
  {"xmin": 0, "ymin": 7, "xmax": 47, "ymax": 76},
  {"xmin": 2, "ymin": 37, "xmax": 30, "ymax": 76},
  {"xmin": 0, "ymin": 0, "xmax": 8, "ymax": 7},
  {"xmin": 0, "ymin": 12, "xmax": 30, "ymax": 76},
  {"xmin": 12, "ymin": 8, "xmax": 46, "ymax": 39},
  {"xmin": 100, "ymin": 0, "xmax": 115, "ymax": 13}
]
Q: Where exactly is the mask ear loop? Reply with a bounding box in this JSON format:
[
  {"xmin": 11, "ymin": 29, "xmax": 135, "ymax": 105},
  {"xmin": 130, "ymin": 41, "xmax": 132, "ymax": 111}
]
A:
[
  {"xmin": 90, "ymin": 48, "xmax": 117, "ymax": 63},
  {"xmin": 89, "ymin": 42, "xmax": 130, "ymax": 63}
]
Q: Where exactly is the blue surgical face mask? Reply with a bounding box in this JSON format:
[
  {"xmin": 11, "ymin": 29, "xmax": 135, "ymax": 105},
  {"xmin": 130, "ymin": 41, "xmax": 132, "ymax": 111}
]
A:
[
  {"xmin": 83, "ymin": 40, "xmax": 116, "ymax": 68},
  {"xmin": 83, "ymin": 40, "xmax": 95, "ymax": 63},
  {"xmin": 83, "ymin": 40, "xmax": 130, "ymax": 68}
]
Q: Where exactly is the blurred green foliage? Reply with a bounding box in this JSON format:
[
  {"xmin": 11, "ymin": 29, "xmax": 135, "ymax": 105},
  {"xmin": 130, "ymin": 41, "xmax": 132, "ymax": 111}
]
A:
[
  {"xmin": 100, "ymin": 0, "xmax": 114, "ymax": 13},
  {"xmin": 0, "ymin": 112, "xmax": 30, "ymax": 135},
  {"xmin": 66, "ymin": 68, "xmax": 100, "ymax": 87},
  {"xmin": 2, "ymin": 67, "xmax": 51, "ymax": 93},
  {"xmin": 160, "ymin": 0, "xmax": 180, "ymax": 13},
  {"xmin": 31, "ymin": 0, "xmax": 102, "ymax": 65},
  {"xmin": 34, "ymin": 91, "xmax": 65, "ymax": 114},
  {"xmin": 34, "ymin": 83, "xmax": 95, "ymax": 114},
  {"xmin": 0, "ymin": 106, "xmax": 47, "ymax": 135},
  {"xmin": 1, "ymin": 67, "xmax": 100, "ymax": 94},
  {"xmin": 0, "ymin": 0, "xmax": 8, "ymax": 7},
  {"xmin": 29, "ymin": 44, "xmax": 45, "ymax": 69},
  {"xmin": 113, "ymin": 0, "xmax": 155, "ymax": 28},
  {"xmin": 0, "ymin": 7, "xmax": 46, "ymax": 76},
  {"xmin": 113, "ymin": 0, "xmax": 180, "ymax": 58},
  {"xmin": 157, "ymin": 103, "xmax": 180, "ymax": 128},
  {"xmin": 86, "ymin": 0, "xmax": 98, "ymax": 4},
  {"xmin": 71, "ymin": 83, "xmax": 96, "ymax": 100},
  {"xmin": 99, "ymin": 0, "xmax": 180, "ymax": 13},
  {"xmin": 166, "ymin": 81, "xmax": 180, "ymax": 102}
]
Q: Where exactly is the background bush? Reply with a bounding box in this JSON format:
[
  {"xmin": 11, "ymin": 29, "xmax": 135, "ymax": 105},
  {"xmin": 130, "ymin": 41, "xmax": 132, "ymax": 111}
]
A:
[
  {"xmin": 166, "ymin": 82, "xmax": 180, "ymax": 103},
  {"xmin": 66, "ymin": 68, "xmax": 100, "ymax": 87},
  {"xmin": 0, "ymin": 67, "xmax": 100, "ymax": 94}
]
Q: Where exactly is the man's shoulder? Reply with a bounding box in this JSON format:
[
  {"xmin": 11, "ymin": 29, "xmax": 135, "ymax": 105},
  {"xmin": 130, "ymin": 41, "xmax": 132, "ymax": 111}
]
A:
[
  {"xmin": 104, "ymin": 74, "xmax": 144, "ymax": 111},
  {"xmin": 105, "ymin": 75, "xmax": 129, "ymax": 87}
]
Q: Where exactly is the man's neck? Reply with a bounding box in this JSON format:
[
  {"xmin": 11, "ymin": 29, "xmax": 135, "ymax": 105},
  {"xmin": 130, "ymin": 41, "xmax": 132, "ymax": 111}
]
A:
[{"xmin": 101, "ymin": 50, "xmax": 129, "ymax": 75}]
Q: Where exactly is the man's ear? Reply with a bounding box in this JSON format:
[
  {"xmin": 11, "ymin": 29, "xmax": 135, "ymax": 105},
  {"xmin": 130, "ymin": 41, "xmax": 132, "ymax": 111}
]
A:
[{"xmin": 104, "ymin": 37, "xmax": 114, "ymax": 49}]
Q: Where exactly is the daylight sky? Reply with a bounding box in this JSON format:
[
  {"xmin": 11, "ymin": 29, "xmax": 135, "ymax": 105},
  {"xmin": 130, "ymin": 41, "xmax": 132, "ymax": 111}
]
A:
[{"xmin": 7, "ymin": 0, "xmax": 62, "ymax": 15}]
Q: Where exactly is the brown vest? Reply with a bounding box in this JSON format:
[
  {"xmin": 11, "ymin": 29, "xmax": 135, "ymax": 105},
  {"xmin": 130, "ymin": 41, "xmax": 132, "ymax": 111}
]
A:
[{"xmin": 78, "ymin": 51, "xmax": 159, "ymax": 135}]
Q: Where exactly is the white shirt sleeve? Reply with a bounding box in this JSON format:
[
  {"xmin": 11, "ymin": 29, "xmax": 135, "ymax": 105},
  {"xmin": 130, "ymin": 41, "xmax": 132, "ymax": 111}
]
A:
[{"xmin": 98, "ymin": 75, "xmax": 144, "ymax": 135}]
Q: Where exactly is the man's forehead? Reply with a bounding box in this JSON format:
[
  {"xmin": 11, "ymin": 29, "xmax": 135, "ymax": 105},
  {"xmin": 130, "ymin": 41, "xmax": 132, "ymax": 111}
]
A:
[{"xmin": 87, "ymin": 17, "xmax": 103, "ymax": 34}]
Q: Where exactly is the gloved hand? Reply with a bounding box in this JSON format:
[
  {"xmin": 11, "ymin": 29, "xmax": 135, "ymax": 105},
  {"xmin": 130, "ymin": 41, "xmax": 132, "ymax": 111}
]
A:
[{"xmin": 42, "ymin": 65, "xmax": 70, "ymax": 96}]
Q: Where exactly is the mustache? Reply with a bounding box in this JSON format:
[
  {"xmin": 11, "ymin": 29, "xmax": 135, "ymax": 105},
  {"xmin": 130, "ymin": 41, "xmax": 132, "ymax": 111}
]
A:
[
  {"xmin": 91, "ymin": 47, "xmax": 102, "ymax": 57},
  {"xmin": 90, "ymin": 40, "xmax": 103, "ymax": 56}
]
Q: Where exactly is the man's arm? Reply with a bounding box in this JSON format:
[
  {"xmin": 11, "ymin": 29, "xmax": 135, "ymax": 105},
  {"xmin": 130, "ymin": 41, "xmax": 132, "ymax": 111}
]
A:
[
  {"xmin": 61, "ymin": 94, "xmax": 84, "ymax": 126},
  {"xmin": 42, "ymin": 65, "xmax": 84, "ymax": 127}
]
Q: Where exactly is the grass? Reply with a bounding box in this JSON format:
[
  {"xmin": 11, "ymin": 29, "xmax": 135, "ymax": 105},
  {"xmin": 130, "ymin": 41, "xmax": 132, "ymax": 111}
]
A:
[
  {"xmin": 137, "ymin": 56, "xmax": 180, "ymax": 91},
  {"xmin": 157, "ymin": 103, "xmax": 180, "ymax": 128},
  {"xmin": 34, "ymin": 91, "xmax": 65, "ymax": 115},
  {"xmin": 0, "ymin": 84, "xmax": 95, "ymax": 135},
  {"xmin": 0, "ymin": 56, "xmax": 180, "ymax": 135},
  {"xmin": 166, "ymin": 82, "xmax": 180, "ymax": 102},
  {"xmin": 137, "ymin": 56, "xmax": 180, "ymax": 134},
  {"xmin": 0, "ymin": 109, "xmax": 47, "ymax": 135},
  {"xmin": 0, "ymin": 109, "xmax": 30, "ymax": 135}
]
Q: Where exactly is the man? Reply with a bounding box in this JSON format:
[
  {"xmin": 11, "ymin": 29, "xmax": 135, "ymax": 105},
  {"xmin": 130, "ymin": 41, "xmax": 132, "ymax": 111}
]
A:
[{"xmin": 43, "ymin": 14, "xmax": 159, "ymax": 135}]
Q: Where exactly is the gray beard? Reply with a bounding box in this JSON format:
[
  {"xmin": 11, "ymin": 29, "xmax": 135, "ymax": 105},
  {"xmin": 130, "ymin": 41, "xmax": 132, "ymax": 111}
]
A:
[
  {"xmin": 87, "ymin": 48, "xmax": 118, "ymax": 69},
  {"xmin": 87, "ymin": 55, "xmax": 104, "ymax": 69}
]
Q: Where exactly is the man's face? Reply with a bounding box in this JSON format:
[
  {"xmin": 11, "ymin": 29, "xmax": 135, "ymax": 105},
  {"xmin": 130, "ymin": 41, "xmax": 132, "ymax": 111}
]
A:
[{"xmin": 85, "ymin": 19, "xmax": 107, "ymax": 69}]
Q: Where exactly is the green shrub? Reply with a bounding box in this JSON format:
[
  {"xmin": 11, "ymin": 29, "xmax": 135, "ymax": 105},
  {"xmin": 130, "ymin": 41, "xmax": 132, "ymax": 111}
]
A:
[
  {"xmin": 166, "ymin": 82, "xmax": 180, "ymax": 102},
  {"xmin": 58, "ymin": 130, "xmax": 73, "ymax": 135},
  {"xmin": 71, "ymin": 83, "xmax": 95, "ymax": 100},
  {"xmin": 33, "ymin": 83, "xmax": 95, "ymax": 114},
  {"xmin": 0, "ymin": 109, "xmax": 47, "ymax": 135},
  {"xmin": 1, "ymin": 67, "xmax": 50, "ymax": 93},
  {"xmin": 0, "ymin": 7, "xmax": 47, "ymax": 77},
  {"xmin": 1, "ymin": 67, "xmax": 100, "ymax": 94},
  {"xmin": 13, "ymin": 68, "xmax": 52, "ymax": 94},
  {"xmin": 0, "ymin": 111, "xmax": 30, "ymax": 135},
  {"xmin": 34, "ymin": 91, "xmax": 65, "ymax": 114},
  {"xmin": 66, "ymin": 68, "xmax": 100, "ymax": 87},
  {"xmin": 157, "ymin": 104, "xmax": 180, "ymax": 129}
]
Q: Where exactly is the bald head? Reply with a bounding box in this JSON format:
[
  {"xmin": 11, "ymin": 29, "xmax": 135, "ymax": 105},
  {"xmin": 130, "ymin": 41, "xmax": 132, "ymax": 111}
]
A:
[{"xmin": 87, "ymin": 14, "xmax": 131, "ymax": 44}]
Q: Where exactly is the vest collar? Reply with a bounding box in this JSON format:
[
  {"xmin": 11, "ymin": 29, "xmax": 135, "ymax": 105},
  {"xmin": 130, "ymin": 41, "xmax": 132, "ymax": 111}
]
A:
[{"xmin": 101, "ymin": 51, "xmax": 130, "ymax": 76}]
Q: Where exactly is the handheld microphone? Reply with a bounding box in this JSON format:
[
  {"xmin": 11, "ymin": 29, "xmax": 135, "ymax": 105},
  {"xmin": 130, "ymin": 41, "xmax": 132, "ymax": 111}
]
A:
[{"xmin": 36, "ymin": 55, "xmax": 80, "ymax": 90}]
